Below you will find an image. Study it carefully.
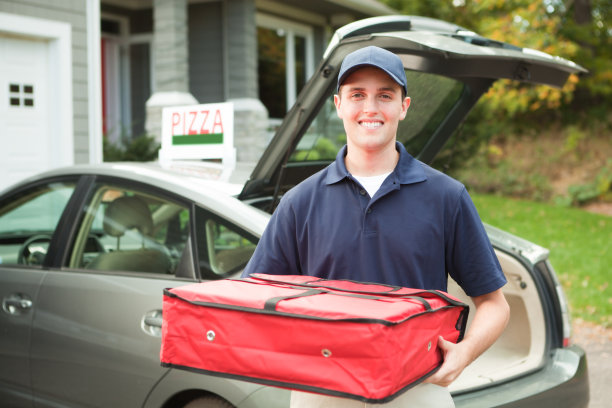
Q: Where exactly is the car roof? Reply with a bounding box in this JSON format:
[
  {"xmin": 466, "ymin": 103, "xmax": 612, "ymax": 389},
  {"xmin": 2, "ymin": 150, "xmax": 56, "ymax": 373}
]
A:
[{"xmin": 1, "ymin": 162, "xmax": 270, "ymax": 235}]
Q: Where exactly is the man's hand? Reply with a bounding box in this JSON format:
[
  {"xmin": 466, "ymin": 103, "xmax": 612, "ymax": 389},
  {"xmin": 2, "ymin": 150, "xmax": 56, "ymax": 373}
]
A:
[
  {"xmin": 426, "ymin": 336, "xmax": 471, "ymax": 387},
  {"xmin": 426, "ymin": 288, "xmax": 510, "ymax": 387}
]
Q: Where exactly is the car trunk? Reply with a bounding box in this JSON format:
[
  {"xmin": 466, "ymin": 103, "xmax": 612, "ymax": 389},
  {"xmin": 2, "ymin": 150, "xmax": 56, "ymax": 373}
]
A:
[
  {"xmin": 448, "ymin": 248, "xmax": 547, "ymax": 393},
  {"xmin": 239, "ymin": 15, "xmax": 584, "ymax": 394}
]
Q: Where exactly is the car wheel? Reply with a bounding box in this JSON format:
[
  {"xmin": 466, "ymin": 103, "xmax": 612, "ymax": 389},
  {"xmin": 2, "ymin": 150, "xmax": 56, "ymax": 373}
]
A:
[{"xmin": 183, "ymin": 395, "xmax": 235, "ymax": 408}]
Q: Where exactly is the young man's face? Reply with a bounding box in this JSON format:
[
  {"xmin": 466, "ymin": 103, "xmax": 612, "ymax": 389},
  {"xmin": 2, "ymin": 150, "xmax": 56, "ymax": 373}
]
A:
[{"xmin": 334, "ymin": 66, "xmax": 410, "ymax": 154}]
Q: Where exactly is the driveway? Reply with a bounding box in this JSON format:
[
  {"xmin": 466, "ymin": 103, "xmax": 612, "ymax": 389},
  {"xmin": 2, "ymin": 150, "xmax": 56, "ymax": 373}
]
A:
[{"xmin": 572, "ymin": 319, "xmax": 611, "ymax": 408}]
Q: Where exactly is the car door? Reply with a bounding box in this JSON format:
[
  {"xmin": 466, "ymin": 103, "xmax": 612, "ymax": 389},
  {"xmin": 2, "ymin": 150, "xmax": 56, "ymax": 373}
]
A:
[
  {"xmin": 28, "ymin": 178, "xmax": 196, "ymax": 407},
  {"xmin": 0, "ymin": 179, "xmax": 79, "ymax": 406}
]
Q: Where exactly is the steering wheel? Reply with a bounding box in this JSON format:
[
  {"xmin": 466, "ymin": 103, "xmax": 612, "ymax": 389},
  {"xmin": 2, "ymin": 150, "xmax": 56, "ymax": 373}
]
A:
[{"xmin": 17, "ymin": 234, "xmax": 53, "ymax": 265}]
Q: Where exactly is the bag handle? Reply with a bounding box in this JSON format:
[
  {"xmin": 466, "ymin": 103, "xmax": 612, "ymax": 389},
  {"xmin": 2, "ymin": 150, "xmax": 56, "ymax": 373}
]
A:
[
  {"xmin": 262, "ymin": 287, "xmax": 433, "ymax": 312},
  {"xmin": 244, "ymin": 274, "xmax": 468, "ymax": 308},
  {"xmin": 264, "ymin": 289, "xmax": 325, "ymax": 311},
  {"xmin": 249, "ymin": 274, "xmax": 403, "ymax": 294}
]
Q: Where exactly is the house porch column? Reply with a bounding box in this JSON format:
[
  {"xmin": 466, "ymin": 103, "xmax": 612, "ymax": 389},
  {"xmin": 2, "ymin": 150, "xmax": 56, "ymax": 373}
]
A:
[
  {"xmin": 145, "ymin": 0, "xmax": 197, "ymax": 142},
  {"xmin": 225, "ymin": 0, "xmax": 269, "ymax": 164}
]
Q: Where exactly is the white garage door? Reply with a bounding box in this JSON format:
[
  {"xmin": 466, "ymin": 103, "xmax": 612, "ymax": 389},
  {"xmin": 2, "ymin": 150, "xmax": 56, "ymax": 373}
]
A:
[{"xmin": 0, "ymin": 35, "xmax": 52, "ymax": 192}]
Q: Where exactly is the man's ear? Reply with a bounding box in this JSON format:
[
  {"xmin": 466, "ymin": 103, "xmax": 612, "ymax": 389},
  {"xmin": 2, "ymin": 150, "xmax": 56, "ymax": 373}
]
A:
[
  {"xmin": 334, "ymin": 94, "xmax": 343, "ymax": 119},
  {"xmin": 400, "ymin": 96, "xmax": 411, "ymax": 120}
]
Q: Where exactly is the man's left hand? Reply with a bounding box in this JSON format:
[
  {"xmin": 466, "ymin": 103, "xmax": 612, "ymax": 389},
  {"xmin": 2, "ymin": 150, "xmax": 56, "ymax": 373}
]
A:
[
  {"xmin": 425, "ymin": 336, "xmax": 471, "ymax": 387},
  {"xmin": 425, "ymin": 288, "xmax": 510, "ymax": 387}
]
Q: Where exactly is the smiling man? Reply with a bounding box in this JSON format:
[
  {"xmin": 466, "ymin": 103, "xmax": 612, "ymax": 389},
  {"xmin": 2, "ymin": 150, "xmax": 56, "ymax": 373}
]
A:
[
  {"xmin": 242, "ymin": 46, "xmax": 510, "ymax": 407},
  {"xmin": 335, "ymin": 65, "xmax": 409, "ymax": 179}
]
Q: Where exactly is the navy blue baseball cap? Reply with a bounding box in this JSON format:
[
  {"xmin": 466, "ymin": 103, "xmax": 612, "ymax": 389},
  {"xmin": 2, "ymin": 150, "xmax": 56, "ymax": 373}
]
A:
[{"xmin": 337, "ymin": 46, "xmax": 407, "ymax": 95}]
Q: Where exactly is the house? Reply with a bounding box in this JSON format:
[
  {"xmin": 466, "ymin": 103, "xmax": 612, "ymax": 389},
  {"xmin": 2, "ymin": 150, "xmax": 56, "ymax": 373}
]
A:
[{"xmin": 0, "ymin": 0, "xmax": 395, "ymax": 191}]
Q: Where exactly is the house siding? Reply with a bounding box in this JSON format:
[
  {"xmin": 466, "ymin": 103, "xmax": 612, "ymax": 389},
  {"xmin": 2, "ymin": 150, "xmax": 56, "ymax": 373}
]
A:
[{"xmin": 0, "ymin": 0, "xmax": 90, "ymax": 164}]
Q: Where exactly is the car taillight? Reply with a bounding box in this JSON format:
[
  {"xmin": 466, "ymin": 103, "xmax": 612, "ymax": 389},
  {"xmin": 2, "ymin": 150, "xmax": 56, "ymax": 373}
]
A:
[{"xmin": 547, "ymin": 260, "xmax": 572, "ymax": 347}]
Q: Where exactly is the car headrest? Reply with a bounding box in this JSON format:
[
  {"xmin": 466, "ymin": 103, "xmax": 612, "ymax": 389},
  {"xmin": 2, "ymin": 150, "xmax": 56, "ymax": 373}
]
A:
[{"xmin": 103, "ymin": 196, "xmax": 153, "ymax": 238}]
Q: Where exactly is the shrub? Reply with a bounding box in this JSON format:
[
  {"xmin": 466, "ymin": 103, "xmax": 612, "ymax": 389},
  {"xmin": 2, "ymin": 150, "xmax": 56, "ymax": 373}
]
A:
[
  {"xmin": 103, "ymin": 134, "xmax": 160, "ymax": 162},
  {"xmin": 567, "ymin": 159, "xmax": 612, "ymax": 205}
]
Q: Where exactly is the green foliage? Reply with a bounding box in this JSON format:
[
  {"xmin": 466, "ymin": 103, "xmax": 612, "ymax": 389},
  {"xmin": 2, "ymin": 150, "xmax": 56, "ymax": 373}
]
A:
[
  {"xmin": 561, "ymin": 0, "xmax": 612, "ymax": 104},
  {"xmin": 449, "ymin": 121, "xmax": 612, "ymax": 206},
  {"xmin": 382, "ymin": 0, "xmax": 478, "ymax": 29},
  {"xmin": 563, "ymin": 125, "xmax": 588, "ymax": 155},
  {"xmin": 380, "ymin": 0, "xmax": 612, "ymax": 139},
  {"xmin": 431, "ymin": 101, "xmax": 505, "ymax": 173},
  {"xmin": 103, "ymin": 134, "xmax": 160, "ymax": 162},
  {"xmin": 453, "ymin": 150, "xmax": 554, "ymax": 201},
  {"xmin": 567, "ymin": 159, "xmax": 612, "ymax": 205},
  {"xmin": 472, "ymin": 193, "xmax": 612, "ymax": 327},
  {"xmin": 292, "ymin": 135, "xmax": 345, "ymax": 162}
]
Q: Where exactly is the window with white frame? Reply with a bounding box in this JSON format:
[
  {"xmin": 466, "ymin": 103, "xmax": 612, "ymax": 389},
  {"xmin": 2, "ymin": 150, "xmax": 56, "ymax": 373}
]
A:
[
  {"xmin": 101, "ymin": 14, "xmax": 153, "ymax": 142},
  {"xmin": 256, "ymin": 14, "xmax": 314, "ymax": 119}
]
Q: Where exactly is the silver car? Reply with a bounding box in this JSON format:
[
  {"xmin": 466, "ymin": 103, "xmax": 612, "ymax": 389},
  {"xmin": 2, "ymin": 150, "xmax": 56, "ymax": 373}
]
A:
[{"xmin": 0, "ymin": 16, "xmax": 588, "ymax": 408}]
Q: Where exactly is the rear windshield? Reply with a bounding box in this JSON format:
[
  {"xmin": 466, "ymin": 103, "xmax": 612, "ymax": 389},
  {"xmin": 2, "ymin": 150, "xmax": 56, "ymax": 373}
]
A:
[{"xmin": 290, "ymin": 70, "xmax": 464, "ymax": 162}]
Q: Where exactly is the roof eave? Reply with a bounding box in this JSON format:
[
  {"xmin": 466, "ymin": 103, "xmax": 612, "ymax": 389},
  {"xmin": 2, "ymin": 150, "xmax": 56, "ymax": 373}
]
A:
[{"xmin": 324, "ymin": 0, "xmax": 398, "ymax": 16}]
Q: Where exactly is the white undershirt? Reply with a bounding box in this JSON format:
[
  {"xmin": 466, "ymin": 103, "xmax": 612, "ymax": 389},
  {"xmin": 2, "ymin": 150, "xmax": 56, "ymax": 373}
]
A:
[{"xmin": 353, "ymin": 172, "xmax": 391, "ymax": 198}]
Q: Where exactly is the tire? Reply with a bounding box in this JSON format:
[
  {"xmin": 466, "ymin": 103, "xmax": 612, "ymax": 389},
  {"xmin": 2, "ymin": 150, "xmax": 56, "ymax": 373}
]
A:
[{"xmin": 183, "ymin": 395, "xmax": 235, "ymax": 408}]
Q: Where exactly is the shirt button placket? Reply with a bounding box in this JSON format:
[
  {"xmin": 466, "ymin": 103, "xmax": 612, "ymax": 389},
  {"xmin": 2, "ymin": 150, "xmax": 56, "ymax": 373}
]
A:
[{"xmin": 363, "ymin": 204, "xmax": 374, "ymax": 233}]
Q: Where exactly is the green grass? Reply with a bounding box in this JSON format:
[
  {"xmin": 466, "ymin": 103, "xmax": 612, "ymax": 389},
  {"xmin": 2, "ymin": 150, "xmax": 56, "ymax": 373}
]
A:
[{"xmin": 471, "ymin": 193, "xmax": 612, "ymax": 327}]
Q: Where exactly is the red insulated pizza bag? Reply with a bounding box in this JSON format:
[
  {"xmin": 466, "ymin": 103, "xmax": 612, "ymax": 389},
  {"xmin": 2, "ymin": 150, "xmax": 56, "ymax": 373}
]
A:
[{"xmin": 160, "ymin": 274, "xmax": 469, "ymax": 403}]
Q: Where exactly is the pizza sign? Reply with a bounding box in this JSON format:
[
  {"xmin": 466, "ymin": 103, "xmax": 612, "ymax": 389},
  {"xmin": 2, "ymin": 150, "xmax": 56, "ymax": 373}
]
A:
[
  {"xmin": 159, "ymin": 102, "xmax": 235, "ymax": 165},
  {"xmin": 170, "ymin": 109, "xmax": 224, "ymax": 144}
]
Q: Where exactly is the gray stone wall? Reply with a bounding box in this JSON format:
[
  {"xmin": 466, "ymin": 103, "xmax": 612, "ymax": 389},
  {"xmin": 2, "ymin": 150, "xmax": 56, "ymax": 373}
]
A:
[
  {"xmin": 152, "ymin": 0, "xmax": 189, "ymax": 93},
  {"xmin": 188, "ymin": 1, "xmax": 224, "ymax": 103},
  {"xmin": 225, "ymin": 0, "xmax": 258, "ymax": 100},
  {"xmin": 224, "ymin": 0, "xmax": 269, "ymax": 163},
  {"xmin": 231, "ymin": 98, "xmax": 269, "ymax": 164},
  {"xmin": 146, "ymin": 0, "xmax": 197, "ymax": 141}
]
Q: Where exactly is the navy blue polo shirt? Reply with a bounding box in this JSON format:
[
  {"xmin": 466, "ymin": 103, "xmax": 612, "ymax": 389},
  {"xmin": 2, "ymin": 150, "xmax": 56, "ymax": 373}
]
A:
[{"xmin": 242, "ymin": 142, "xmax": 506, "ymax": 297}]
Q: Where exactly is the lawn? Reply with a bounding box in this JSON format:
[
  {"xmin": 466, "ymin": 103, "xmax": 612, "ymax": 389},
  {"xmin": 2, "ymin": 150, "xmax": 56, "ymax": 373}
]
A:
[{"xmin": 471, "ymin": 193, "xmax": 611, "ymax": 328}]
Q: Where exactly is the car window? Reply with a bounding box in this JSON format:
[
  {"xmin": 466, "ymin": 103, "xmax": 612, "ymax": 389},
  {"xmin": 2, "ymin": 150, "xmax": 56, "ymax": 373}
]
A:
[
  {"xmin": 194, "ymin": 206, "xmax": 258, "ymax": 279},
  {"xmin": 68, "ymin": 184, "xmax": 190, "ymax": 276},
  {"xmin": 0, "ymin": 182, "xmax": 76, "ymax": 266},
  {"xmin": 290, "ymin": 69, "xmax": 465, "ymax": 161}
]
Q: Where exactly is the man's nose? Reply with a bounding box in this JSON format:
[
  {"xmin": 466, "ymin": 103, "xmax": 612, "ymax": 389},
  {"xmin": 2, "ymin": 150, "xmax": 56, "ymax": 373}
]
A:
[{"xmin": 362, "ymin": 96, "xmax": 379, "ymax": 113}]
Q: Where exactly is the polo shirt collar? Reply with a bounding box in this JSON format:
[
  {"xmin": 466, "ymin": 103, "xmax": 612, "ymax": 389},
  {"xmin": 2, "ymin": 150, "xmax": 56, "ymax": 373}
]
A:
[{"xmin": 325, "ymin": 142, "xmax": 427, "ymax": 185}]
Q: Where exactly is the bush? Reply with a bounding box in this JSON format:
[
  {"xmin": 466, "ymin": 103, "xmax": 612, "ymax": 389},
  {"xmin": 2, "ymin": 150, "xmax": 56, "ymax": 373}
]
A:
[
  {"xmin": 567, "ymin": 159, "xmax": 612, "ymax": 205},
  {"xmin": 103, "ymin": 134, "xmax": 160, "ymax": 162}
]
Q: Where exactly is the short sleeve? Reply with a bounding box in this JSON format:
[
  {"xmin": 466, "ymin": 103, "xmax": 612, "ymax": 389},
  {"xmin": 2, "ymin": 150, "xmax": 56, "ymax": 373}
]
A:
[{"xmin": 446, "ymin": 188, "xmax": 507, "ymax": 297}]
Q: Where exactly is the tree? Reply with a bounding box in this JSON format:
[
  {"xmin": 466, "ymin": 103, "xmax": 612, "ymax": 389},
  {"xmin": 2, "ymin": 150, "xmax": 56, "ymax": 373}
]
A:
[
  {"xmin": 380, "ymin": 0, "xmax": 612, "ymax": 123},
  {"xmin": 561, "ymin": 0, "xmax": 612, "ymax": 120}
]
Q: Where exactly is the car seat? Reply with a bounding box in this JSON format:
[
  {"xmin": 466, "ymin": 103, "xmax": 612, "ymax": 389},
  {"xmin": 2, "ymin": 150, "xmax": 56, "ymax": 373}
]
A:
[{"xmin": 88, "ymin": 196, "xmax": 172, "ymax": 273}]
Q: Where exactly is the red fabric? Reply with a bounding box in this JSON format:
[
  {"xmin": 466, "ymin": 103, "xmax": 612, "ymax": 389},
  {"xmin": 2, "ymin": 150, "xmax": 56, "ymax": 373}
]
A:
[{"xmin": 160, "ymin": 274, "xmax": 468, "ymax": 403}]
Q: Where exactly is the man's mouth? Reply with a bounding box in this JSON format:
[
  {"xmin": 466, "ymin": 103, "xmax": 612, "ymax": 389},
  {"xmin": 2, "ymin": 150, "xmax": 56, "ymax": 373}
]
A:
[{"xmin": 359, "ymin": 121, "xmax": 383, "ymax": 129}]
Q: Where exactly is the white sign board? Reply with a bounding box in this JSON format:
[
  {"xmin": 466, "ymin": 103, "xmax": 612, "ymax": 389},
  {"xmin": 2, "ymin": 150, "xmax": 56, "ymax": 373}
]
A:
[{"xmin": 159, "ymin": 102, "xmax": 235, "ymax": 167}]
